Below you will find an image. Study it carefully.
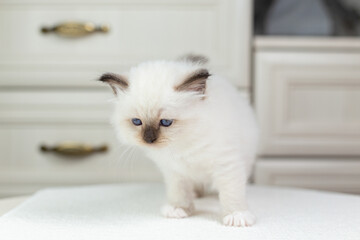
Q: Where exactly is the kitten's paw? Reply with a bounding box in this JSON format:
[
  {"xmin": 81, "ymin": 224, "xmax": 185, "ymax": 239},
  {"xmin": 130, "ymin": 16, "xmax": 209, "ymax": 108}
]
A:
[
  {"xmin": 161, "ymin": 204, "xmax": 193, "ymax": 218},
  {"xmin": 223, "ymin": 211, "xmax": 256, "ymax": 227}
]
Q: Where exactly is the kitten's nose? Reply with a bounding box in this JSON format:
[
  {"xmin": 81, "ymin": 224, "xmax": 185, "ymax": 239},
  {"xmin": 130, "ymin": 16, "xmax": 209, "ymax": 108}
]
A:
[
  {"xmin": 144, "ymin": 137, "xmax": 157, "ymax": 143},
  {"xmin": 143, "ymin": 126, "xmax": 158, "ymax": 144}
]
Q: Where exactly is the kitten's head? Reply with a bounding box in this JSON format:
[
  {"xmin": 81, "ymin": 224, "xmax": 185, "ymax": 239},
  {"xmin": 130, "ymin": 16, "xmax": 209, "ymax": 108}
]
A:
[{"xmin": 99, "ymin": 60, "xmax": 210, "ymax": 148}]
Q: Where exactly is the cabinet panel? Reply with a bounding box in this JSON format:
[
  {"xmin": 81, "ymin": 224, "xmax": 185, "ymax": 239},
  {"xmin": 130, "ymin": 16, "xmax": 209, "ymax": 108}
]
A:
[{"xmin": 255, "ymin": 52, "xmax": 360, "ymax": 156}]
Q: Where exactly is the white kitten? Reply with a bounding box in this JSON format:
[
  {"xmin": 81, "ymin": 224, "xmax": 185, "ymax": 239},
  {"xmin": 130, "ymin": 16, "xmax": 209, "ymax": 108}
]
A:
[{"xmin": 99, "ymin": 56, "xmax": 258, "ymax": 227}]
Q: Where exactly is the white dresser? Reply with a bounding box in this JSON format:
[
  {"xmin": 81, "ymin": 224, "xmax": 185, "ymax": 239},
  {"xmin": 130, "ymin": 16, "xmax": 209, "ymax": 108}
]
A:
[
  {"xmin": 0, "ymin": 0, "xmax": 252, "ymax": 197},
  {"xmin": 253, "ymin": 37, "xmax": 360, "ymax": 194}
]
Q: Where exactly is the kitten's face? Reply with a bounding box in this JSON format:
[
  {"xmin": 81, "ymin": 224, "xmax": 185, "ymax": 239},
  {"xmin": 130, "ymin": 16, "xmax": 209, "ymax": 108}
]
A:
[
  {"xmin": 119, "ymin": 104, "xmax": 179, "ymax": 147},
  {"xmin": 99, "ymin": 61, "xmax": 210, "ymax": 148}
]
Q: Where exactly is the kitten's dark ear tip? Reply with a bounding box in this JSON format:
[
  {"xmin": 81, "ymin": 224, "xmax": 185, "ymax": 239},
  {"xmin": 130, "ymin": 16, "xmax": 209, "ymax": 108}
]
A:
[
  {"xmin": 198, "ymin": 69, "xmax": 211, "ymax": 78},
  {"xmin": 175, "ymin": 68, "xmax": 210, "ymax": 94},
  {"xmin": 98, "ymin": 72, "xmax": 129, "ymax": 95},
  {"xmin": 98, "ymin": 73, "xmax": 113, "ymax": 82}
]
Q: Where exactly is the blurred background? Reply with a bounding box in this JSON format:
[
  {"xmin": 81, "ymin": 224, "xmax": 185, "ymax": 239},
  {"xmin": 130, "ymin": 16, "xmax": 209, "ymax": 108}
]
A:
[{"xmin": 0, "ymin": 0, "xmax": 359, "ymax": 198}]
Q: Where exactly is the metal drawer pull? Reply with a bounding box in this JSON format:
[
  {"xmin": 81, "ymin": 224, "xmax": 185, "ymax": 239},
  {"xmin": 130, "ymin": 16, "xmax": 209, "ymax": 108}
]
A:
[
  {"xmin": 40, "ymin": 143, "xmax": 108, "ymax": 157},
  {"xmin": 41, "ymin": 22, "xmax": 109, "ymax": 38}
]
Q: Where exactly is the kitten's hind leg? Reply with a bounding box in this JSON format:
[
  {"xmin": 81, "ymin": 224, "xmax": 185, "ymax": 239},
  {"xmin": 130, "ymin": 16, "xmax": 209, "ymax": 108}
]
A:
[
  {"xmin": 161, "ymin": 172, "xmax": 195, "ymax": 218},
  {"xmin": 214, "ymin": 165, "xmax": 256, "ymax": 227}
]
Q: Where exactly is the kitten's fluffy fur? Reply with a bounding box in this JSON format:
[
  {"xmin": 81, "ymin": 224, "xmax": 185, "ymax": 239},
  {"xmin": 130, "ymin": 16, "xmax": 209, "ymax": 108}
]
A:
[{"xmin": 99, "ymin": 57, "xmax": 258, "ymax": 227}]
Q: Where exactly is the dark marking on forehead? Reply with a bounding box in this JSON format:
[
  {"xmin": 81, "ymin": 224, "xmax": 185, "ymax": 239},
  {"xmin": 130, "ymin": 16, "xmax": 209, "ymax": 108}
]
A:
[{"xmin": 178, "ymin": 54, "xmax": 209, "ymax": 65}]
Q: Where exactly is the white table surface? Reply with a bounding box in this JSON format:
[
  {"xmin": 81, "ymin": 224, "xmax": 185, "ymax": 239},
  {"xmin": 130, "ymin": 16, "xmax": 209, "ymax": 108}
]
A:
[
  {"xmin": 1, "ymin": 184, "xmax": 360, "ymax": 240},
  {"xmin": 0, "ymin": 196, "xmax": 28, "ymax": 216}
]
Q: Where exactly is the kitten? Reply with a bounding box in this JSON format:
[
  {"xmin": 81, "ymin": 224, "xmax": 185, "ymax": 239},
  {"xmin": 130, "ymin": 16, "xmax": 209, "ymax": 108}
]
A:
[{"xmin": 99, "ymin": 56, "xmax": 258, "ymax": 227}]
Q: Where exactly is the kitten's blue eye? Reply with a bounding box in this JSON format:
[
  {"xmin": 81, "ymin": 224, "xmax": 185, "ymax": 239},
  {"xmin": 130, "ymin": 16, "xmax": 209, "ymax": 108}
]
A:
[
  {"xmin": 132, "ymin": 118, "xmax": 142, "ymax": 126},
  {"xmin": 160, "ymin": 119, "xmax": 173, "ymax": 127}
]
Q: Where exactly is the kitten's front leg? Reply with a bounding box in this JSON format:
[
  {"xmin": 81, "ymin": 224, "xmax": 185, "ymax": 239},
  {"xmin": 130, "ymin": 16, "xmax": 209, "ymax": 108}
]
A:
[
  {"xmin": 215, "ymin": 168, "xmax": 256, "ymax": 227},
  {"xmin": 161, "ymin": 172, "xmax": 194, "ymax": 218}
]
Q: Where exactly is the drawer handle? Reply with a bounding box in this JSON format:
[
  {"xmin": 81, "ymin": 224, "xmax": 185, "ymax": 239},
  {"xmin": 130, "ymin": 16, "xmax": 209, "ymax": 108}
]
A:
[
  {"xmin": 41, "ymin": 22, "xmax": 109, "ymax": 38},
  {"xmin": 40, "ymin": 143, "xmax": 108, "ymax": 157}
]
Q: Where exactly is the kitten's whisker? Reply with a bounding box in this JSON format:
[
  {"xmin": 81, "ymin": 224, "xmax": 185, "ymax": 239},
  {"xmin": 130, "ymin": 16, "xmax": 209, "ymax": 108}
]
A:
[
  {"xmin": 167, "ymin": 143, "xmax": 176, "ymax": 162},
  {"xmin": 122, "ymin": 146, "xmax": 135, "ymax": 169},
  {"xmin": 127, "ymin": 146, "xmax": 137, "ymax": 181},
  {"xmin": 108, "ymin": 144, "xmax": 125, "ymax": 169},
  {"xmin": 114, "ymin": 145, "xmax": 132, "ymax": 169},
  {"xmin": 115, "ymin": 145, "xmax": 136, "ymax": 181}
]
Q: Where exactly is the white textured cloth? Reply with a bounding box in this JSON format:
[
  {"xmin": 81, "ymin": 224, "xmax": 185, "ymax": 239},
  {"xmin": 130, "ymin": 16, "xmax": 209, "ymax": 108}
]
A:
[{"xmin": 0, "ymin": 183, "xmax": 359, "ymax": 240}]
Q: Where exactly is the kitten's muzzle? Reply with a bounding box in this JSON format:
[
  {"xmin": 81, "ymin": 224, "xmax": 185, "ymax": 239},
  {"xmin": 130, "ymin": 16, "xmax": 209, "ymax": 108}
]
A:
[{"xmin": 143, "ymin": 126, "xmax": 158, "ymax": 144}]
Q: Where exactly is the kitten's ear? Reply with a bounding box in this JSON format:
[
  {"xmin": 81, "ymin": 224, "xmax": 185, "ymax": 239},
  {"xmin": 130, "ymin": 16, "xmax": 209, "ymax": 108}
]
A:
[
  {"xmin": 175, "ymin": 69, "xmax": 210, "ymax": 94},
  {"xmin": 98, "ymin": 73, "xmax": 129, "ymax": 95}
]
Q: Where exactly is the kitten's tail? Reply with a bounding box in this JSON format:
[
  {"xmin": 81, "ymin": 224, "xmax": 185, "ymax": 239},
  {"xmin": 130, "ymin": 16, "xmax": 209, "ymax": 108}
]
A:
[{"xmin": 177, "ymin": 54, "xmax": 209, "ymax": 65}]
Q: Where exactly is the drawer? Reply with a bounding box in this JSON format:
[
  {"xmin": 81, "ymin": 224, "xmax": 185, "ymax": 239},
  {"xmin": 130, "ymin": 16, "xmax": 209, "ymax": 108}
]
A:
[
  {"xmin": 0, "ymin": 86, "xmax": 111, "ymax": 124},
  {"xmin": 254, "ymin": 159, "xmax": 360, "ymax": 194},
  {"xmin": 0, "ymin": 0, "xmax": 251, "ymax": 88},
  {"xmin": 0, "ymin": 125, "xmax": 161, "ymax": 196},
  {"xmin": 255, "ymin": 52, "xmax": 360, "ymax": 156}
]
